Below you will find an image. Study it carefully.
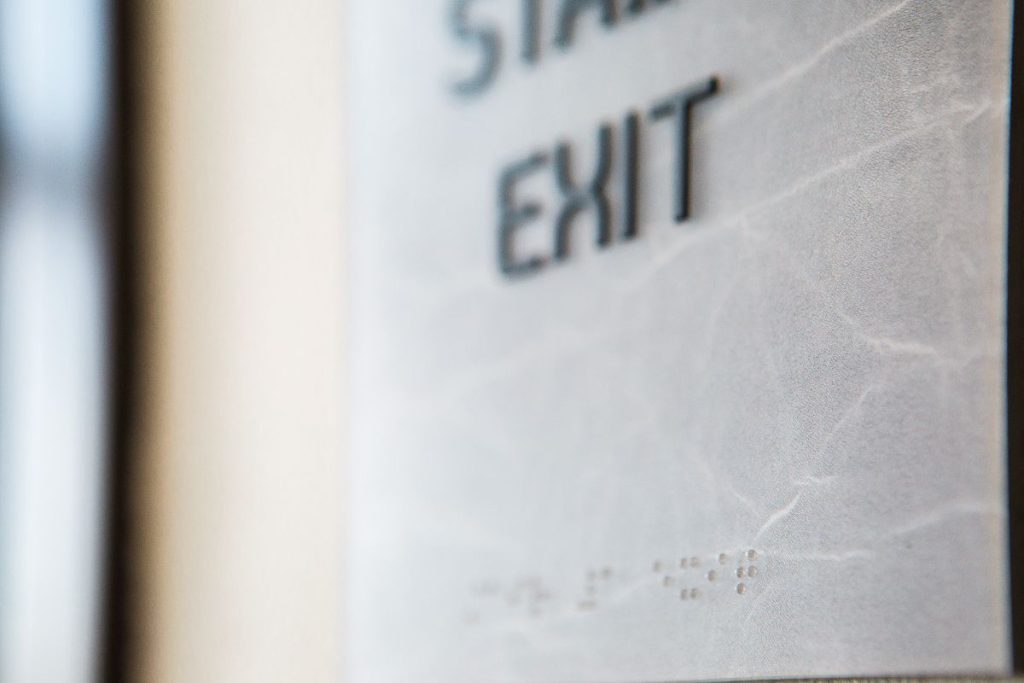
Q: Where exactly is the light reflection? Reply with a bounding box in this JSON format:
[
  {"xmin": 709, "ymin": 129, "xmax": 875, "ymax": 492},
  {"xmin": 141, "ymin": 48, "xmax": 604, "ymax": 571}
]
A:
[{"xmin": 0, "ymin": 0, "xmax": 111, "ymax": 681}]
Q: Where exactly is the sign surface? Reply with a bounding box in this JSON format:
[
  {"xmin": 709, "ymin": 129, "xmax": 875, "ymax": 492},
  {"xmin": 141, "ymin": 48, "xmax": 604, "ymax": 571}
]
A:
[{"xmin": 347, "ymin": 2, "xmax": 1015, "ymax": 680}]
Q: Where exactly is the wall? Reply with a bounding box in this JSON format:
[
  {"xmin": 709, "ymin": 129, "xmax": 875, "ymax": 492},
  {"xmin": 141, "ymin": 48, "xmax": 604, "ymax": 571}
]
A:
[{"xmin": 132, "ymin": 1, "xmax": 347, "ymax": 680}]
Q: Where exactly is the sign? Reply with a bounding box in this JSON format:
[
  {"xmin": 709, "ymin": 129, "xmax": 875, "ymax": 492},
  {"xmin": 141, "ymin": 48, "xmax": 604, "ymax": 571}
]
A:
[{"xmin": 347, "ymin": 2, "xmax": 1017, "ymax": 679}]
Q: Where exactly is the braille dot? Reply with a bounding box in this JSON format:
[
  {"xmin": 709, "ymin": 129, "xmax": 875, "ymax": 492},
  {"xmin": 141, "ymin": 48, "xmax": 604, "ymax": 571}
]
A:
[
  {"xmin": 747, "ymin": 565, "xmax": 758, "ymax": 578},
  {"xmin": 680, "ymin": 589, "xmax": 689, "ymax": 601},
  {"xmin": 679, "ymin": 557, "xmax": 688, "ymax": 569},
  {"xmin": 663, "ymin": 575, "xmax": 674, "ymax": 587},
  {"xmin": 690, "ymin": 556, "xmax": 700, "ymax": 567},
  {"xmin": 706, "ymin": 570, "xmax": 717, "ymax": 582},
  {"xmin": 736, "ymin": 567, "xmax": 745, "ymax": 578},
  {"xmin": 653, "ymin": 561, "xmax": 662, "ymax": 572},
  {"xmin": 737, "ymin": 583, "xmax": 747, "ymax": 595},
  {"xmin": 747, "ymin": 549, "xmax": 758, "ymax": 560},
  {"xmin": 690, "ymin": 588, "xmax": 700, "ymax": 599},
  {"xmin": 718, "ymin": 553, "xmax": 729, "ymax": 565}
]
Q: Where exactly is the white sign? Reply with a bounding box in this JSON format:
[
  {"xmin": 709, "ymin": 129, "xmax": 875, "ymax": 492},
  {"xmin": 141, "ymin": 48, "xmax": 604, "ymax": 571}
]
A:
[{"xmin": 347, "ymin": 2, "xmax": 1014, "ymax": 679}]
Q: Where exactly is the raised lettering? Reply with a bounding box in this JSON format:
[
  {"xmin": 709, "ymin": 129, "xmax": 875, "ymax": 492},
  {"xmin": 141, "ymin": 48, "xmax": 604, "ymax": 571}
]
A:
[
  {"xmin": 498, "ymin": 153, "xmax": 549, "ymax": 277},
  {"xmin": 649, "ymin": 77, "xmax": 718, "ymax": 222},
  {"xmin": 555, "ymin": 0, "xmax": 617, "ymax": 49},
  {"xmin": 451, "ymin": 0, "xmax": 502, "ymax": 96},
  {"xmin": 553, "ymin": 124, "xmax": 614, "ymax": 259}
]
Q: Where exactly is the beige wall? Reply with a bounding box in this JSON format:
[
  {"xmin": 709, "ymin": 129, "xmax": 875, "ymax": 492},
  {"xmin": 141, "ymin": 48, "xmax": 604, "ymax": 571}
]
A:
[{"xmin": 132, "ymin": 1, "xmax": 346, "ymax": 680}]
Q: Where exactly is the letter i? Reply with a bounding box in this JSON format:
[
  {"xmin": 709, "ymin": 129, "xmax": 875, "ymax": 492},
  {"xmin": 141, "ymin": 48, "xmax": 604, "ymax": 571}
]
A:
[{"xmin": 623, "ymin": 111, "xmax": 640, "ymax": 239}]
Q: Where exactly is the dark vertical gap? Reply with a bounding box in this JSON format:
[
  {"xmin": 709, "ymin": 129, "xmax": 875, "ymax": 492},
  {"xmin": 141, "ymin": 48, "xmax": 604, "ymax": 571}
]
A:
[
  {"xmin": 101, "ymin": 0, "xmax": 141, "ymax": 679},
  {"xmin": 1010, "ymin": 0, "xmax": 1024, "ymax": 673}
]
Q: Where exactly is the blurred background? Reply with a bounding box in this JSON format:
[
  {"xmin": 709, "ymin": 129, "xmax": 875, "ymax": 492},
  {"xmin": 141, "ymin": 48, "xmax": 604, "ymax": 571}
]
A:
[
  {"xmin": 3, "ymin": 1, "xmax": 1020, "ymax": 682},
  {"xmin": 1, "ymin": 0, "xmax": 347, "ymax": 681}
]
